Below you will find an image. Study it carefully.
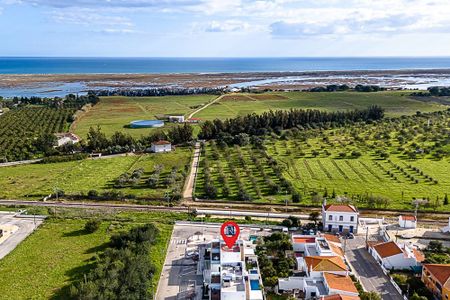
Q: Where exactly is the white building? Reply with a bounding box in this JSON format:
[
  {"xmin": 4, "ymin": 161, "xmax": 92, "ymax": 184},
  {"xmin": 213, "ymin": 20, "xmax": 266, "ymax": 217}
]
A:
[
  {"xmin": 368, "ymin": 241, "xmax": 424, "ymax": 270},
  {"xmin": 322, "ymin": 203, "xmax": 359, "ymax": 234},
  {"xmin": 55, "ymin": 132, "xmax": 80, "ymax": 147},
  {"xmin": 150, "ymin": 140, "xmax": 172, "ymax": 153},
  {"xmin": 278, "ymin": 272, "xmax": 358, "ymax": 299},
  {"xmin": 201, "ymin": 239, "xmax": 264, "ymax": 300},
  {"xmin": 168, "ymin": 115, "xmax": 185, "ymax": 123},
  {"xmin": 398, "ymin": 215, "xmax": 417, "ymax": 229}
]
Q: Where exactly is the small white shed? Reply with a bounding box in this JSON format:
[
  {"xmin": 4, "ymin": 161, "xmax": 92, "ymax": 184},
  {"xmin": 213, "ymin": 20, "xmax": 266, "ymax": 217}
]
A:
[
  {"xmin": 150, "ymin": 140, "xmax": 172, "ymax": 153},
  {"xmin": 399, "ymin": 215, "xmax": 417, "ymax": 229}
]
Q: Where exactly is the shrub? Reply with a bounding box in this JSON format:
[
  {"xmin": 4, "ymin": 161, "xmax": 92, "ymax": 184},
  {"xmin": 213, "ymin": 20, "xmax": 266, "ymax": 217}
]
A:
[{"xmin": 84, "ymin": 219, "xmax": 101, "ymax": 233}]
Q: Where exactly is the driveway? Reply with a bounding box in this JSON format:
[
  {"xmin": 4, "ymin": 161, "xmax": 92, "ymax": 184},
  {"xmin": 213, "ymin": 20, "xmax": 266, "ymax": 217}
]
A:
[{"xmin": 345, "ymin": 236, "xmax": 404, "ymax": 300}]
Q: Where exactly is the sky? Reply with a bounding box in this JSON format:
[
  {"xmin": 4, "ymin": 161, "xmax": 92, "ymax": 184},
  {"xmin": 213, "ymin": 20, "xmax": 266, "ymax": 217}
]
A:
[{"xmin": 0, "ymin": 0, "xmax": 450, "ymax": 57}]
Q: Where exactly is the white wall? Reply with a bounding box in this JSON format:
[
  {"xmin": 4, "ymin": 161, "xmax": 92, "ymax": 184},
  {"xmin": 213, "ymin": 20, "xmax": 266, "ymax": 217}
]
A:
[
  {"xmin": 278, "ymin": 277, "xmax": 305, "ymax": 291},
  {"xmin": 322, "ymin": 210, "xmax": 358, "ymax": 233},
  {"xmin": 151, "ymin": 144, "xmax": 172, "ymax": 153}
]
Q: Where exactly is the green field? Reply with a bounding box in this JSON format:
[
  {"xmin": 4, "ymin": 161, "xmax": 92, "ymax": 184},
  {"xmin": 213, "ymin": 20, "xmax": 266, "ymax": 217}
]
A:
[
  {"xmin": 0, "ymin": 148, "xmax": 191, "ymax": 200},
  {"xmin": 72, "ymin": 95, "xmax": 216, "ymax": 138},
  {"xmin": 196, "ymin": 110, "xmax": 450, "ymax": 211},
  {"xmin": 0, "ymin": 210, "xmax": 178, "ymax": 299},
  {"xmin": 195, "ymin": 91, "xmax": 445, "ymax": 120}
]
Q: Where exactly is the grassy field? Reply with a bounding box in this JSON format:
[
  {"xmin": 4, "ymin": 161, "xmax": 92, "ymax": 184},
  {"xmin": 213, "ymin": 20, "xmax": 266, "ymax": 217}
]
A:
[
  {"xmin": 72, "ymin": 95, "xmax": 216, "ymax": 138},
  {"xmin": 195, "ymin": 142, "xmax": 291, "ymax": 202},
  {"xmin": 0, "ymin": 148, "xmax": 191, "ymax": 200},
  {"xmin": 196, "ymin": 110, "xmax": 450, "ymax": 211},
  {"xmin": 0, "ymin": 210, "xmax": 180, "ymax": 300},
  {"xmin": 195, "ymin": 91, "xmax": 445, "ymax": 120}
]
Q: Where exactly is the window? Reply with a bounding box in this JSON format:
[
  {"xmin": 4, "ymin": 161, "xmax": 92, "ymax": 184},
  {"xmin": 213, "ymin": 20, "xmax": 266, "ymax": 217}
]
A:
[
  {"xmin": 339, "ymin": 216, "xmax": 343, "ymax": 221},
  {"xmin": 311, "ymin": 292, "xmax": 316, "ymax": 297},
  {"xmin": 329, "ymin": 215, "xmax": 333, "ymax": 221},
  {"xmin": 350, "ymin": 216, "xmax": 354, "ymax": 222}
]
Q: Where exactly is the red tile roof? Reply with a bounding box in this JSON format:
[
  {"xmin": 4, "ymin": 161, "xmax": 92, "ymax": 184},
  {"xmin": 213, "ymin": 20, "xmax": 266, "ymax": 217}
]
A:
[
  {"xmin": 293, "ymin": 237, "xmax": 316, "ymax": 244},
  {"xmin": 152, "ymin": 140, "xmax": 171, "ymax": 145},
  {"xmin": 400, "ymin": 215, "xmax": 416, "ymax": 221},
  {"xmin": 324, "ymin": 204, "xmax": 357, "ymax": 213},
  {"xmin": 324, "ymin": 273, "xmax": 359, "ymax": 294},
  {"xmin": 424, "ymin": 264, "xmax": 450, "ymax": 287},
  {"xmin": 323, "ymin": 234, "xmax": 341, "ymax": 244},
  {"xmin": 372, "ymin": 241, "xmax": 403, "ymax": 258}
]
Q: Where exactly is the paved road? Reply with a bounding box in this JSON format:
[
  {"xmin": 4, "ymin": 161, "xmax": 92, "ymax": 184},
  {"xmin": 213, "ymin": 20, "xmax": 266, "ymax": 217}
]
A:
[
  {"xmin": 0, "ymin": 159, "xmax": 42, "ymax": 167},
  {"xmin": 0, "ymin": 212, "xmax": 46, "ymax": 259},
  {"xmin": 183, "ymin": 141, "xmax": 200, "ymax": 200},
  {"xmin": 345, "ymin": 236, "xmax": 404, "ymax": 300}
]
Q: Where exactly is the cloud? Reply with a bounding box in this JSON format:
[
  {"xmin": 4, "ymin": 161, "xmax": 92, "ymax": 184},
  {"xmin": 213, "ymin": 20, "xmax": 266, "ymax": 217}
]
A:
[
  {"xmin": 270, "ymin": 14, "xmax": 443, "ymax": 38},
  {"xmin": 12, "ymin": 0, "xmax": 204, "ymax": 9},
  {"xmin": 204, "ymin": 20, "xmax": 250, "ymax": 33},
  {"xmin": 51, "ymin": 10, "xmax": 133, "ymax": 27}
]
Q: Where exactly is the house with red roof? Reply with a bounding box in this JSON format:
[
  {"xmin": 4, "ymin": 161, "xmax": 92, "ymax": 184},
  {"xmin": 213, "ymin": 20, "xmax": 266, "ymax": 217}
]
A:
[
  {"xmin": 322, "ymin": 200, "xmax": 359, "ymax": 234},
  {"xmin": 368, "ymin": 240, "xmax": 424, "ymax": 270},
  {"xmin": 422, "ymin": 264, "xmax": 450, "ymax": 299},
  {"xmin": 398, "ymin": 215, "xmax": 417, "ymax": 228},
  {"xmin": 150, "ymin": 140, "xmax": 172, "ymax": 153}
]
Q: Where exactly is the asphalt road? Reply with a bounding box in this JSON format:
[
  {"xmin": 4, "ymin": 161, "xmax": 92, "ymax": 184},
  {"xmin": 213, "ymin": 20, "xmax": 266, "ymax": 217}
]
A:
[
  {"xmin": 345, "ymin": 236, "xmax": 404, "ymax": 300},
  {"xmin": 0, "ymin": 212, "xmax": 46, "ymax": 260}
]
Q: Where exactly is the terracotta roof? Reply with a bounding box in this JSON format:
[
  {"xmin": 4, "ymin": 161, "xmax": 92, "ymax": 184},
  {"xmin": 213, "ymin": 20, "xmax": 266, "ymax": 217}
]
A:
[
  {"xmin": 323, "ymin": 234, "xmax": 341, "ymax": 244},
  {"xmin": 372, "ymin": 241, "xmax": 403, "ymax": 258},
  {"xmin": 324, "ymin": 204, "xmax": 357, "ymax": 213},
  {"xmin": 152, "ymin": 140, "xmax": 171, "ymax": 145},
  {"xmin": 324, "ymin": 272, "xmax": 359, "ymax": 294},
  {"xmin": 304, "ymin": 256, "xmax": 347, "ymax": 272},
  {"xmin": 400, "ymin": 215, "xmax": 416, "ymax": 221},
  {"xmin": 329, "ymin": 243, "xmax": 345, "ymax": 257},
  {"xmin": 413, "ymin": 248, "xmax": 425, "ymax": 262},
  {"xmin": 423, "ymin": 264, "xmax": 450, "ymax": 287},
  {"xmin": 293, "ymin": 237, "xmax": 316, "ymax": 244},
  {"xmin": 322, "ymin": 295, "xmax": 360, "ymax": 300}
]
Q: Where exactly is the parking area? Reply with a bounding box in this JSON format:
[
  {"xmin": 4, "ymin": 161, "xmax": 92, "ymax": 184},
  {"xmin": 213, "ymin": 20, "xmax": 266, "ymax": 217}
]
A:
[
  {"xmin": 155, "ymin": 222, "xmax": 272, "ymax": 300},
  {"xmin": 0, "ymin": 211, "xmax": 46, "ymax": 260}
]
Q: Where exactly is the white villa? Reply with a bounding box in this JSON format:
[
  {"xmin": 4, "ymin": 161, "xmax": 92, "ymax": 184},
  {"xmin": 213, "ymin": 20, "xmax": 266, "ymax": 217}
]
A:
[
  {"xmin": 368, "ymin": 240, "xmax": 424, "ymax": 270},
  {"xmin": 201, "ymin": 239, "xmax": 264, "ymax": 300},
  {"xmin": 168, "ymin": 115, "xmax": 185, "ymax": 123},
  {"xmin": 278, "ymin": 233, "xmax": 358, "ymax": 299},
  {"xmin": 322, "ymin": 202, "xmax": 359, "ymax": 234},
  {"xmin": 55, "ymin": 132, "xmax": 80, "ymax": 147}
]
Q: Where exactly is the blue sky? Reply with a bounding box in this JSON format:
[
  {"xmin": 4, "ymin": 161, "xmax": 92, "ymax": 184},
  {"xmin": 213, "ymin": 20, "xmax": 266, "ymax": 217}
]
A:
[{"xmin": 0, "ymin": 0, "xmax": 450, "ymax": 57}]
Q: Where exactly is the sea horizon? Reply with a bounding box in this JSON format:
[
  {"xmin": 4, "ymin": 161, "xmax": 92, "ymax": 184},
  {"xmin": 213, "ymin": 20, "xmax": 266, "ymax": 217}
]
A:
[{"xmin": 2, "ymin": 57, "xmax": 450, "ymax": 74}]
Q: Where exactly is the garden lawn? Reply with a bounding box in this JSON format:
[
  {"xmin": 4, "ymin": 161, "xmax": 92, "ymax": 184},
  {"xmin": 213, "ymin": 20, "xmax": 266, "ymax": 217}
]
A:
[
  {"xmin": 195, "ymin": 91, "xmax": 445, "ymax": 120},
  {"xmin": 72, "ymin": 95, "xmax": 216, "ymax": 138}
]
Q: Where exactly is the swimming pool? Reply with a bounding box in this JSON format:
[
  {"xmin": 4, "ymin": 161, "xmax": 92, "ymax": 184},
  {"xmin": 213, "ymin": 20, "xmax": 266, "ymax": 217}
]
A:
[
  {"xmin": 250, "ymin": 279, "xmax": 261, "ymax": 290},
  {"xmin": 129, "ymin": 120, "xmax": 164, "ymax": 128}
]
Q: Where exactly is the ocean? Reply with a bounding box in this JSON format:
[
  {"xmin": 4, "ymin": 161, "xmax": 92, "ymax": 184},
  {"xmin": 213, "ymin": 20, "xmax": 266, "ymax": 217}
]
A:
[{"xmin": 2, "ymin": 57, "xmax": 450, "ymax": 74}]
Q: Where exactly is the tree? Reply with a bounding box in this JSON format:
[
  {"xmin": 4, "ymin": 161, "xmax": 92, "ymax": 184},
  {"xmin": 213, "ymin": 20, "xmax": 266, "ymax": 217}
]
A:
[
  {"xmin": 360, "ymin": 291, "xmax": 382, "ymax": 300},
  {"xmin": 445, "ymin": 193, "xmax": 449, "ymax": 206},
  {"xmin": 288, "ymin": 216, "xmax": 300, "ymax": 228},
  {"xmin": 281, "ymin": 219, "xmax": 293, "ymax": 228},
  {"xmin": 34, "ymin": 133, "xmax": 57, "ymax": 155},
  {"xmin": 410, "ymin": 293, "xmax": 428, "ymax": 300},
  {"xmin": 167, "ymin": 123, "xmax": 194, "ymax": 144},
  {"xmin": 87, "ymin": 126, "xmax": 109, "ymax": 152},
  {"xmin": 84, "ymin": 219, "xmax": 101, "ymax": 233},
  {"xmin": 308, "ymin": 211, "xmax": 320, "ymax": 226}
]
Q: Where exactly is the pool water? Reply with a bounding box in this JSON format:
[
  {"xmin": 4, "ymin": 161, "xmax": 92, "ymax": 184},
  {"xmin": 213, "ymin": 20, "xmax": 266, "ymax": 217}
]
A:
[{"xmin": 250, "ymin": 280, "xmax": 261, "ymax": 290}]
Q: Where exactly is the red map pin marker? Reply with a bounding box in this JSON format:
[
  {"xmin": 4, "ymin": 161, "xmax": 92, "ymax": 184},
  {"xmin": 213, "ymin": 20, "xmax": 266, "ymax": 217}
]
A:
[{"xmin": 221, "ymin": 221, "xmax": 240, "ymax": 248}]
